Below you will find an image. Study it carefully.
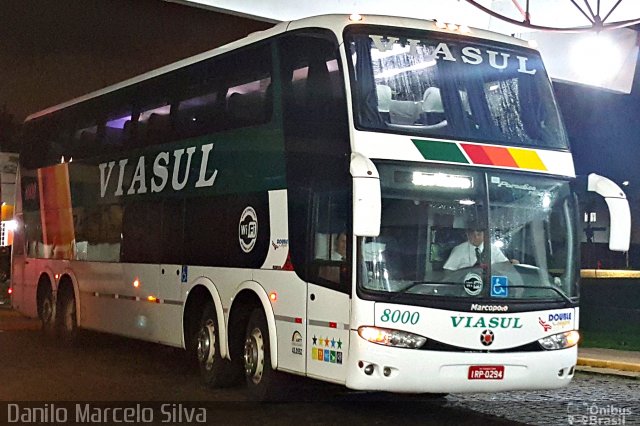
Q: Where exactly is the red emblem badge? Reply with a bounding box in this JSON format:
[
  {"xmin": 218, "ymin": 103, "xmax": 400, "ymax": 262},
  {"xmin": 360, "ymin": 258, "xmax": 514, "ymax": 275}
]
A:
[{"xmin": 480, "ymin": 329, "xmax": 494, "ymax": 346}]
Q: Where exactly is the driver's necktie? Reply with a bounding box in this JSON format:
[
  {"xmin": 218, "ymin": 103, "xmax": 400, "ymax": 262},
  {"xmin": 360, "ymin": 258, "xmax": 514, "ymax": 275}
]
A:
[{"xmin": 475, "ymin": 247, "xmax": 482, "ymax": 266}]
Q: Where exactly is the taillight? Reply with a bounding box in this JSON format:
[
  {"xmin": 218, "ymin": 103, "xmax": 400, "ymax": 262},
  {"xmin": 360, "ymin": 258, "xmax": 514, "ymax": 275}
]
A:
[{"xmin": 281, "ymin": 251, "xmax": 295, "ymax": 271}]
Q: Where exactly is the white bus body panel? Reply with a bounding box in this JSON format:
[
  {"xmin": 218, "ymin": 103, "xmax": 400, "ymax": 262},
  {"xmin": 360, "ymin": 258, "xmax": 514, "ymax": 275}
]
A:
[
  {"xmin": 345, "ymin": 300, "xmax": 578, "ymax": 392},
  {"xmin": 346, "ymin": 335, "xmax": 576, "ymax": 393},
  {"xmin": 156, "ymin": 264, "xmax": 187, "ymax": 347},
  {"xmin": 179, "ymin": 266, "xmax": 253, "ymax": 349},
  {"xmin": 351, "ymin": 131, "xmax": 576, "ymax": 178},
  {"xmin": 252, "ymin": 269, "xmax": 307, "ymax": 375},
  {"xmin": 370, "ymin": 304, "xmax": 577, "ymax": 350},
  {"xmin": 72, "ymin": 262, "xmax": 159, "ymax": 341},
  {"xmin": 306, "ymin": 284, "xmax": 351, "ymax": 383},
  {"xmin": 10, "ymin": 255, "xmax": 40, "ymax": 318}
]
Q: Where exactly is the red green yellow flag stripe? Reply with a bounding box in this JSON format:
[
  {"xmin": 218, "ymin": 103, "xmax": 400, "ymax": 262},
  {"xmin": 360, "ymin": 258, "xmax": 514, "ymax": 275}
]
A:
[
  {"xmin": 412, "ymin": 139, "xmax": 469, "ymax": 164},
  {"xmin": 412, "ymin": 139, "xmax": 548, "ymax": 172},
  {"xmin": 505, "ymin": 147, "xmax": 547, "ymax": 170}
]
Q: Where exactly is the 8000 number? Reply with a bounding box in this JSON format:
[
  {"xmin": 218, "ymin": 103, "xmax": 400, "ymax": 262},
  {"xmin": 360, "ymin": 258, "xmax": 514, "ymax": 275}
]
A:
[{"xmin": 380, "ymin": 309, "xmax": 420, "ymax": 325}]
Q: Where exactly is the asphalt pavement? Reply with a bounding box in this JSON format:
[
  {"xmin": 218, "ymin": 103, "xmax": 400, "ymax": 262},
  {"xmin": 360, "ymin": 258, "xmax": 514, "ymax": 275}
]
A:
[{"xmin": 2, "ymin": 306, "xmax": 638, "ymax": 378}]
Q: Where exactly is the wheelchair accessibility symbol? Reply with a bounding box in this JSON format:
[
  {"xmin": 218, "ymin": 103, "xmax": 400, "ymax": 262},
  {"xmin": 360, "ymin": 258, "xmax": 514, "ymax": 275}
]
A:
[{"xmin": 491, "ymin": 276, "xmax": 509, "ymax": 298}]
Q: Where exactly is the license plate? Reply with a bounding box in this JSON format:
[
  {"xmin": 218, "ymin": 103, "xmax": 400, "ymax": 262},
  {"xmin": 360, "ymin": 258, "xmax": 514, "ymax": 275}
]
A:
[{"xmin": 468, "ymin": 365, "xmax": 505, "ymax": 380}]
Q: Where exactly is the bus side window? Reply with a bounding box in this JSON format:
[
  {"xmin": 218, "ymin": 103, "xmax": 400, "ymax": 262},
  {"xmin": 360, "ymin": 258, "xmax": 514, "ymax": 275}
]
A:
[
  {"xmin": 75, "ymin": 204, "xmax": 122, "ymax": 262},
  {"xmin": 283, "ymin": 53, "xmax": 345, "ymax": 136},
  {"xmin": 311, "ymin": 191, "xmax": 351, "ymax": 289},
  {"xmin": 138, "ymin": 104, "xmax": 172, "ymax": 146},
  {"xmin": 225, "ymin": 92, "xmax": 247, "ymax": 125},
  {"xmin": 72, "ymin": 126, "xmax": 98, "ymax": 159},
  {"xmin": 175, "ymin": 91, "xmax": 224, "ymax": 138},
  {"xmin": 103, "ymin": 111, "xmax": 134, "ymax": 152},
  {"xmin": 121, "ymin": 201, "xmax": 162, "ymax": 264},
  {"xmin": 278, "ymin": 30, "xmax": 351, "ymax": 290},
  {"xmin": 161, "ymin": 199, "xmax": 184, "ymax": 265},
  {"xmin": 224, "ymin": 82, "xmax": 271, "ymax": 129},
  {"xmin": 174, "ymin": 42, "xmax": 272, "ymax": 138}
]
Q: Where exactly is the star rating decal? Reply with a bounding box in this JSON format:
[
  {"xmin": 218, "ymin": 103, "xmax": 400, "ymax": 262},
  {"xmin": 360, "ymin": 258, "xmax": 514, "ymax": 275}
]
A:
[{"xmin": 310, "ymin": 333, "xmax": 344, "ymax": 365}]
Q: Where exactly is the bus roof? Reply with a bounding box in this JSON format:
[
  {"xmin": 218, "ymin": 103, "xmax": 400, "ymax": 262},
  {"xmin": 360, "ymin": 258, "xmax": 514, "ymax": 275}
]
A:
[{"xmin": 25, "ymin": 14, "xmax": 530, "ymax": 122}]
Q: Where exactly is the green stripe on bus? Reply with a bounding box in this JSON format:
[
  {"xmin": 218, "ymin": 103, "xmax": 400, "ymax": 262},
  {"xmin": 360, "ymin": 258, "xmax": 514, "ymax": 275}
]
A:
[{"xmin": 412, "ymin": 139, "xmax": 469, "ymax": 164}]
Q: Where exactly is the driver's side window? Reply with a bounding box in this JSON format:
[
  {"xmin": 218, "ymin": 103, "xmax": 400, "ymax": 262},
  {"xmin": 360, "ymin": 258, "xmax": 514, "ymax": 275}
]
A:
[{"xmin": 311, "ymin": 191, "xmax": 351, "ymax": 290}]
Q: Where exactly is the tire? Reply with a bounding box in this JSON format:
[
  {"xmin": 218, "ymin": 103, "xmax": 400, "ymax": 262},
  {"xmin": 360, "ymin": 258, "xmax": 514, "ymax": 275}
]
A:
[
  {"xmin": 56, "ymin": 285, "xmax": 78, "ymax": 344},
  {"xmin": 243, "ymin": 308, "xmax": 285, "ymax": 401},
  {"xmin": 38, "ymin": 286, "xmax": 56, "ymax": 339},
  {"xmin": 196, "ymin": 303, "xmax": 241, "ymax": 388}
]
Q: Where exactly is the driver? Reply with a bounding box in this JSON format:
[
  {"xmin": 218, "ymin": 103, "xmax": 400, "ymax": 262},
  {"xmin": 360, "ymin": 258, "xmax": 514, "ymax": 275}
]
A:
[{"xmin": 443, "ymin": 227, "xmax": 516, "ymax": 271}]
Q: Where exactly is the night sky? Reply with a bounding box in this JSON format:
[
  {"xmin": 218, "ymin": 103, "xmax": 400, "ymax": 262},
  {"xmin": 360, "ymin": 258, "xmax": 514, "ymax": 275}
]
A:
[
  {"xmin": 0, "ymin": 0, "xmax": 270, "ymax": 120},
  {"xmin": 1, "ymin": 1, "xmax": 639, "ymax": 206}
]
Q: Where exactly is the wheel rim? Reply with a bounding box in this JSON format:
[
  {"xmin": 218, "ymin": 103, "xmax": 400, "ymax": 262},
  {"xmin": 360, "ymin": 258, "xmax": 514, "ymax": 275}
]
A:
[
  {"xmin": 197, "ymin": 319, "xmax": 216, "ymax": 371},
  {"xmin": 244, "ymin": 327, "xmax": 265, "ymax": 385},
  {"xmin": 61, "ymin": 298, "xmax": 76, "ymax": 333},
  {"xmin": 41, "ymin": 298, "xmax": 53, "ymax": 326}
]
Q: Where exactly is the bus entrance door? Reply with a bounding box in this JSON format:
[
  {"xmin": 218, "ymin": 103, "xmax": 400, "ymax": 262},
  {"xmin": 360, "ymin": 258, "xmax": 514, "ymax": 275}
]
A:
[{"xmin": 306, "ymin": 283, "xmax": 350, "ymax": 383}]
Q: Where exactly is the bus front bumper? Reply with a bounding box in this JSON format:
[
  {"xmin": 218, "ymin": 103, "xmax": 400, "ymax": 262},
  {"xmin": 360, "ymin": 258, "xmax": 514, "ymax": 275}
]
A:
[{"xmin": 345, "ymin": 331, "xmax": 577, "ymax": 393}]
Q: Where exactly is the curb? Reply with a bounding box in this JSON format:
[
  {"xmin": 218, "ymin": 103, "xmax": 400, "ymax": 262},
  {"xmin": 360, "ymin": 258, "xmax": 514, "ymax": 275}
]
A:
[{"xmin": 577, "ymin": 357, "xmax": 640, "ymax": 373}]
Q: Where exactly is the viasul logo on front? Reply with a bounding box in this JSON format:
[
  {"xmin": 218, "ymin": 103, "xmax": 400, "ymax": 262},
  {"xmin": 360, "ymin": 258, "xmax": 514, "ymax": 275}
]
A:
[{"xmin": 451, "ymin": 315, "xmax": 523, "ymax": 329}]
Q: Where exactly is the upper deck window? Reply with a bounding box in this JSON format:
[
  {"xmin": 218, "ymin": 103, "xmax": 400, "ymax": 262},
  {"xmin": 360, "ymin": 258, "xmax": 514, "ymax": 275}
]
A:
[{"xmin": 346, "ymin": 26, "xmax": 569, "ymax": 150}]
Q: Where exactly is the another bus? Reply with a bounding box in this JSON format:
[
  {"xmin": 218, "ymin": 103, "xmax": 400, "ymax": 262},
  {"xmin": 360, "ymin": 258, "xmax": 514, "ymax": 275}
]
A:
[{"xmin": 11, "ymin": 14, "xmax": 630, "ymax": 398}]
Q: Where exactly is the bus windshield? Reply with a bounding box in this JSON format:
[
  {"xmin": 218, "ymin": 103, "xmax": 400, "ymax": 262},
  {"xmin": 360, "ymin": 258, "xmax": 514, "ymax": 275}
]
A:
[
  {"xmin": 358, "ymin": 163, "xmax": 579, "ymax": 302},
  {"xmin": 346, "ymin": 26, "xmax": 569, "ymax": 149}
]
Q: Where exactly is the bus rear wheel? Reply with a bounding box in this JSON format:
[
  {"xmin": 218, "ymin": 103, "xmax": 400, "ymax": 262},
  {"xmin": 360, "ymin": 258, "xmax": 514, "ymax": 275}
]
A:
[
  {"xmin": 243, "ymin": 308, "xmax": 284, "ymax": 401},
  {"xmin": 38, "ymin": 286, "xmax": 55, "ymax": 338},
  {"xmin": 56, "ymin": 285, "xmax": 78, "ymax": 343},
  {"xmin": 196, "ymin": 303, "xmax": 240, "ymax": 388}
]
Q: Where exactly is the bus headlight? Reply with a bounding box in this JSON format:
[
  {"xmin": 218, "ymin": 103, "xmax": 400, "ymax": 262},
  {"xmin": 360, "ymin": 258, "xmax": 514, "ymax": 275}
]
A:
[
  {"xmin": 358, "ymin": 326, "xmax": 427, "ymax": 349},
  {"xmin": 538, "ymin": 330, "xmax": 580, "ymax": 350}
]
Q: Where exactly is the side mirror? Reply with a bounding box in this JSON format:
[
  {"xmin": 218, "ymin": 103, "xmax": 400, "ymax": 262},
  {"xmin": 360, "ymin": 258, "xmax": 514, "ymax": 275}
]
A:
[
  {"xmin": 350, "ymin": 153, "xmax": 381, "ymax": 237},
  {"xmin": 587, "ymin": 173, "xmax": 631, "ymax": 252}
]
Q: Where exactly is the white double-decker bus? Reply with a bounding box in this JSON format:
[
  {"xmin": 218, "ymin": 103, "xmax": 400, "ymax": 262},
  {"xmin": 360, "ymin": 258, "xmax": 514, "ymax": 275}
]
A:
[{"xmin": 11, "ymin": 14, "xmax": 630, "ymax": 399}]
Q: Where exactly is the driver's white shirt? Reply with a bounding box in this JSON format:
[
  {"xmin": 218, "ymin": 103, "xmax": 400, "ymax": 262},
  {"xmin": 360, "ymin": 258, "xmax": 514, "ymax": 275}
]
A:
[{"xmin": 443, "ymin": 241, "xmax": 508, "ymax": 271}]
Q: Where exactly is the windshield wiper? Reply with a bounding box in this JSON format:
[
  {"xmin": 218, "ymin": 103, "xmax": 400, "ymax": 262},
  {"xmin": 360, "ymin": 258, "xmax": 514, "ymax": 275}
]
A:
[
  {"xmin": 390, "ymin": 281, "xmax": 460, "ymax": 300},
  {"xmin": 388, "ymin": 283, "xmax": 574, "ymax": 304},
  {"xmin": 499, "ymin": 285, "xmax": 574, "ymax": 304}
]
